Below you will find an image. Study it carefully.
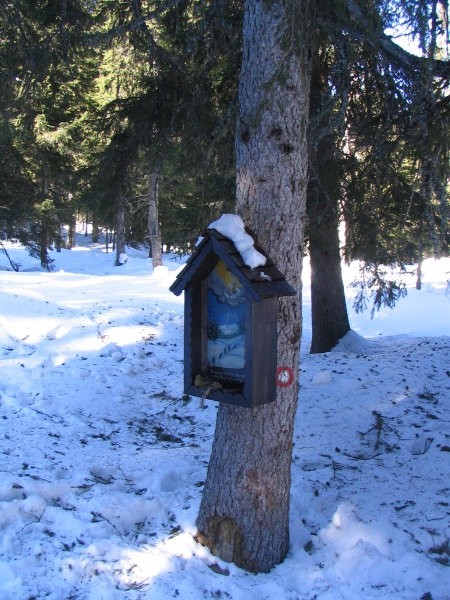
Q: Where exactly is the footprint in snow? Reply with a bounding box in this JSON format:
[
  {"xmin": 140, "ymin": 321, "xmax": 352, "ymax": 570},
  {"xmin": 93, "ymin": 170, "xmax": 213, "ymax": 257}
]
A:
[
  {"xmin": 45, "ymin": 324, "xmax": 71, "ymax": 340},
  {"xmin": 312, "ymin": 370, "xmax": 333, "ymax": 385},
  {"xmin": 1, "ymin": 330, "xmax": 36, "ymax": 357},
  {"xmin": 99, "ymin": 343, "xmax": 124, "ymax": 361},
  {"xmin": 411, "ymin": 437, "xmax": 433, "ymax": 455}
]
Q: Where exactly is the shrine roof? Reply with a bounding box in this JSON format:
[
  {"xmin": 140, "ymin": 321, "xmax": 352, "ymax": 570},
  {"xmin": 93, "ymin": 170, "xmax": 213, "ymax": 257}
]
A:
[{"xmin": 169, "ymin": 228, "xmax": 296, "ymax": 300}]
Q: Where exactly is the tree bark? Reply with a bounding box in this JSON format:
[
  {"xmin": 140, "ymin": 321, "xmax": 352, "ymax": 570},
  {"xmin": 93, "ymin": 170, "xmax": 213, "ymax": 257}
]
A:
[
  {"xmin": 148, "ymin": 170, "xmax": 162, "ymax": 267},
  {"xmin": 196, "ymin": 0, "xmax": 311, "ymax": 573},
  {"xmin": 55, "ymin": 222, "xmax": 62, "ymax": 252},
  {"xmin": 92, "ymin": 219, "xmax": 100, "ymax": 243},
  {"xmin": 39, "ymin": 223, "xmax": 49, "ymax": 269},
  {"xmin": 114, "ymin": 194, "xmax": 127, "ymax": 266},
  {"xmin": 68, "ymin": 214, "xmax": 76, "ymax": 249},
  {"xmin": 309, "ymin": 220, "xmax": 350, "ymax": 353},
  {"xmin": 416, "ymin": 239, "xmax": 423, "ymax": 290},
  {"xmin": 307, "ymin": 56, "xmax": 350, "ymax": 354}
]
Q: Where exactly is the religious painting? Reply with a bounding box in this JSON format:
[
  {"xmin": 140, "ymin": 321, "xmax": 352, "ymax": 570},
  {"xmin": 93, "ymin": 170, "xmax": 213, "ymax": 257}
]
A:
[{"xmin": 206, "ymin": 260, "xmax": 246, "ymax": 385}]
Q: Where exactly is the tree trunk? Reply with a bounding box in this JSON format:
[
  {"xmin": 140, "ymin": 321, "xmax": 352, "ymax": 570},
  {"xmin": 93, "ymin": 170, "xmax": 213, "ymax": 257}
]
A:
[
  {"xmin": 68, "ymin": 215, "xmax": 76, "ymax": 249},
  {"xmin": 39, "ymin": 224, "xmax": 49, "ymax": 269},
  {"xmin": 40, "ymin": 174, "xmax": 51, "ymax": 267},
  {"xmin": 307, "ymin": 56, "xmax": 350, "ymax": 354},
  {"xmin": 92, "ymin": 219, "xmax": 100, "ymax": 243},
  {"xmin": 196, "ymin": 0, "xmax": 311, "ymax": 573},
  {"xmin": 308, "ymin": 215, "xmax": 350, "ymax": 353},
  {"xmin": 416, "ymin": 239, "xmax": 423, "ymax": 290},
  {"xmin": 148, "ymin": 170, "xmax": 162, "ymax": 267},
  {"xmin": 55, "ymin": 223, "xmax": 62, "ymax": 252},
  {"xmin": 114, "ymin": 195, "xmax": 126, "ymax": 266}
]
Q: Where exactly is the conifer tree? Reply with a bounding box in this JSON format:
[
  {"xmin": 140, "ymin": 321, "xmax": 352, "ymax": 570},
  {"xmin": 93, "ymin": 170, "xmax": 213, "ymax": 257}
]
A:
[
  {"xmin": 307, "ymin": 0, "xmax": 449, "ymax": 350},
  {"xmin": 0, "ymin": 0, "xmax": 98, "ymax": 267},
  {"xmin": 196, "ymin": 0, "xmax": 312, "ymax": 572}
]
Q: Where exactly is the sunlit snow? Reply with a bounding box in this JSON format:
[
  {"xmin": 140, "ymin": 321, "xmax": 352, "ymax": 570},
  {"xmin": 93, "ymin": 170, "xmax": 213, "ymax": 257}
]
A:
[{"xmin": 0, "ymin": 235, "xmax": 449, "ymax": 600}]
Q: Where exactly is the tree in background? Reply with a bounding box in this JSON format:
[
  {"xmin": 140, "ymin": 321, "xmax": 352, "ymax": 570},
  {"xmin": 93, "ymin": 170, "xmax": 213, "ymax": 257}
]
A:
[
  {"xmin": 307, "ymin": 43, "xmax": 351, "ymax": 353},
  {"xmin": 306, "ymin": 0, "xmax": 449, "ymax": 352},
  {"xmin": 0, "ymin": 1, "xmax": 447, "ymax": 327},
  {"xmin": 0, "ymin": 0, "xmax": 98, "ymax": 268},
  {"xmin": 342, "ymin": 0, "xmax": 448, "ymax": 310},
  {"xmin": 77, "ymin": 0, "xmax": 240, "ymax": 260}
]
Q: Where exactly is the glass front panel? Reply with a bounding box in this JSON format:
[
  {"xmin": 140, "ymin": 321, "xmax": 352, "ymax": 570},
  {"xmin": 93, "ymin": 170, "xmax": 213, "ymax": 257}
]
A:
[{"xmin": 207, "ymin": 260, "xmax": 246, "ymax": 385}]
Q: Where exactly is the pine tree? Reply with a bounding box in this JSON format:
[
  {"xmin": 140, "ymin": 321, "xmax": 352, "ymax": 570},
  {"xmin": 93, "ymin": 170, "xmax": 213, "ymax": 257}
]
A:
[
  {"xmin": 196, "ymin": 0, "xmax": 312, "ymax": 573},
  {"xmin": 307, "ymin": 0, "xmax": 449, "ymax": 350},
  {"xmin": 0, "ymin": 0, "xmax": 98, "ymax": 266}
]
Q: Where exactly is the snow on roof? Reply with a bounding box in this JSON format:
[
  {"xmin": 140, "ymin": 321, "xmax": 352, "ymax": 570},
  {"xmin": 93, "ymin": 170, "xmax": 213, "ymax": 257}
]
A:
[{"xmin": 208, "ymin": 214, "xmax": 266, "ymax": 269}]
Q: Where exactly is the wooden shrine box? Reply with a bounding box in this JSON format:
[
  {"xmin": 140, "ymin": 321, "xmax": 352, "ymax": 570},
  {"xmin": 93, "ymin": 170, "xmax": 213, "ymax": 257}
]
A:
[{"xmin": 169, "ymin": 228, "xmax": 296, "ymax": 408}]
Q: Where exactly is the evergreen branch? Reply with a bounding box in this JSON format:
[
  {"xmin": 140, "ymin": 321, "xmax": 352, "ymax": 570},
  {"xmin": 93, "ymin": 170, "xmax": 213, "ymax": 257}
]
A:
[
  {"xmin": 319, "ymin": 0, "xmax": 450, "ymax": 80},
  {"xmin": 85, "ymin": 0, "xmax": 185, "ymax": 70},
  {"xmin": 0, "ymin": 240, "xmax": 20, "ymax": 271}
]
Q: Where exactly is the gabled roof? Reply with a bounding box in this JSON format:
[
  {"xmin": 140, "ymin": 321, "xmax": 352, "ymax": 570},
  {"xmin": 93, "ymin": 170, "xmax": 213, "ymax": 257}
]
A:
[{"xmin": 169, "ymin": 228, "xmax": 296, "ymax": 300}]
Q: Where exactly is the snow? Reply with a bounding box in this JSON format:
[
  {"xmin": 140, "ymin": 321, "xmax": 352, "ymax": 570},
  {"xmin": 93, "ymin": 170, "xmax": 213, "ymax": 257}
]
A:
[
  {"xmin": 208, "ymin": 214, "xmax": 266, "ymax": 269},
  {"xmin": 0, "ymin": 236, "xmax": 450, "ymax": 600}
]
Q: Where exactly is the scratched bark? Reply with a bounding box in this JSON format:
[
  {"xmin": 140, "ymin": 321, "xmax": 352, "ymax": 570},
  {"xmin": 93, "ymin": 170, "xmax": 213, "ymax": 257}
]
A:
[{"xmin": 196, "ymin": 0, "xmax": 311, "ymax": 573}]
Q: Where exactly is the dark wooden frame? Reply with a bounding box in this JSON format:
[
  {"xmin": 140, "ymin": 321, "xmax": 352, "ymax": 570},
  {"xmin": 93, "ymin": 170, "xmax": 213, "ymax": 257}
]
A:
[{"xmin": 170, "ymin": 229, "xmax": 296, "ymax": 408}]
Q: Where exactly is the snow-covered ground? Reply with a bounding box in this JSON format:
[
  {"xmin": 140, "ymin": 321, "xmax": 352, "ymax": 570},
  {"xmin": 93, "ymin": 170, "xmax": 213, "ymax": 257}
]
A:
[{"xmin": 0, "ymin": 237, "xmax": 449, "ymax": 600}]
